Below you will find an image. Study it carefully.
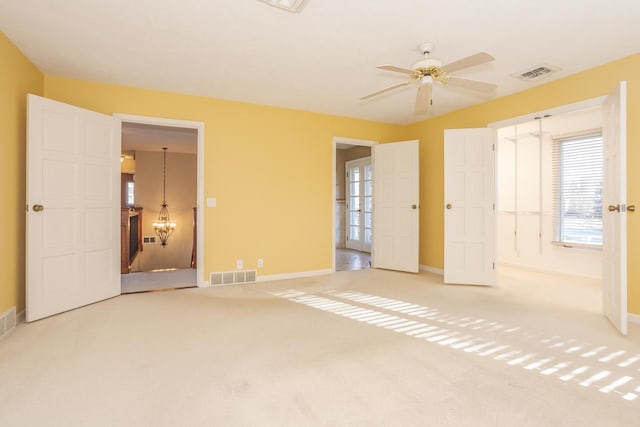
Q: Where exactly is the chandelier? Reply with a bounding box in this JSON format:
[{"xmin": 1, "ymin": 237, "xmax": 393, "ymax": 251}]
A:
[{"xmin": 152, "ymin": 147, "xmax": 176, "ymax": 247}]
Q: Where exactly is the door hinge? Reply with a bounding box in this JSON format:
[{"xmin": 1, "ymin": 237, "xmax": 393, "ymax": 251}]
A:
[
  {"xmin": 492, "ymin": 144, "xmax": 495, "ymax": 152},
  {"xmin": 492, "ymin": 262, "xmax": 495, "ymax": 270}
]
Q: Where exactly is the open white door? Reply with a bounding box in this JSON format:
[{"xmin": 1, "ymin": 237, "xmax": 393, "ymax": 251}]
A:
[
  {"xmin": 372, "ymin": 140, "xmax": 419, "ymax": 272},
  {"xmin": 444, "ymin": 128, "xmax": 495, "ymax": 285},
  {"xmin": 26, "ymin": 94, "xmax": 121, "ymax": 322},
  {"xmin": 602, "ymin": 81, "xmax": 627, "ymax": 335}
]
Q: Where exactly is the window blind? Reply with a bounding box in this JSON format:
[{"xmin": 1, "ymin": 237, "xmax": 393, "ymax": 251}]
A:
[{"xmin": 552, "ymin": 132, "xmax": 603, "ymax": 246}]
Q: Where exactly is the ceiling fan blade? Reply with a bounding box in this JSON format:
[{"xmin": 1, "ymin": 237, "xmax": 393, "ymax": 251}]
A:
[
  {"xmin": 415, "ymin": 84, "xmax": 432, "ymax": 113},
  {"xmin": 361, "ymin": 81, "xmax": 413, "ymax": 100},
  {"xmin": 440, "ymin": 52, "xmax": 495, "ymax": 74},
  {"xmin": 446, "ymin": 77, "xmax": 497, "ymax": 94},
  {"xmin": 377, "ymin": 65, "xmax": 416, "ymax": 76}
]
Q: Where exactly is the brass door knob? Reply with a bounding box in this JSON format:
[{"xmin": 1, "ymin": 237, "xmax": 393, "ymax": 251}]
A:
[
  {"xmin": 33, "ymin": 204, "xmax": 44, "ymax": 212},
  {"xmin": 446, "ymin": 204, "xmax": 452, "ymax": 209},
  {"xmin": 628, "ymin": 205, "xmax": 636, "ymax": 212},
  {"xmin": 411, "ymin": 204, "xmax": 417, "ymax": 209},
  {"xmin": 608, "ymin": 205, "xmax": 620, "ymax": 212}
]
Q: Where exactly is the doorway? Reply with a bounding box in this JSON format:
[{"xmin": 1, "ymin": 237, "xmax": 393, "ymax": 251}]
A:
[
  {"xmin": 333, "ymin": 137, "xmax": 376, "ymax": 271},
  {"xmin": 117, "ymin": 115, "xmax": 205, "ymax": 293},
  {"xmin": 494, "ymin": 105, "xmax": 604, "ymax": 314}
]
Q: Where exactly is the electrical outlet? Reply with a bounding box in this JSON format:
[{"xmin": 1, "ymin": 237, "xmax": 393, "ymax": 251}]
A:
[
  {"xmin": 236, "ymin": 259, "xmax": 243, "ymax": 270},
  {"xmin": 257, "ymin": 258, "xmax": 264, "ymax": 268}
]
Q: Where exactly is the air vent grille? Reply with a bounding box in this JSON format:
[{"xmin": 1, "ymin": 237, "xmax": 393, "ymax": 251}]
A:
[
  {"xmin": 210, "ymin": 270, "xmax": 258, "ymax": 286},
  {"xmin": 513, "ymin": 64, "xmax": 560, "ymax": 82}
]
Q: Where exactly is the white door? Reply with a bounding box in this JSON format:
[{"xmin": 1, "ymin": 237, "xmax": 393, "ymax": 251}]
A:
[
  {"xmin": 602, "ymin": 81, "xmax": 627, "ymax": 335},
  {"xmin": 372, "ymin": 140, "xmax": 419, "ymax": 273},
  {"xmin": 26, "ymin": 94, "xmax": 121, "ymax": 322},
  {"xmin": 444, "ymin": 129, "xmax": 495, "ymax": 285},
  {"xmin": 345, "ymin": 157, "xmax": 372, "ymax": 253}
]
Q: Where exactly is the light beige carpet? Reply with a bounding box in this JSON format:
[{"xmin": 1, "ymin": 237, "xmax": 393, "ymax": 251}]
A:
[{"xmin": 1, "ymin": 268, "xmax": 638, "ymax": 426}]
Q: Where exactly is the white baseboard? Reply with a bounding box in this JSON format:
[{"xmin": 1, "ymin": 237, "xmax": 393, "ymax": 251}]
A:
[
  {"xmin": 498, "ymin": 262, "xmax": 600, "ymax": 281},
  {"xmin": 629, "ymin": 313, "xmax": 640, "ymax": 325},
  {"xmin": 420, "ymin": 265, "xmax": 444, "ymax": 276},
  {"xmin": 257, "ymin": 268, "xmax": 333, "ymax": 283}
]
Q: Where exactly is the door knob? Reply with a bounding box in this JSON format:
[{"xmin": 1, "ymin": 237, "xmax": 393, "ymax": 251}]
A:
[
  {"xmin": 608, "ymin": 205, "xmax": 620, "ymax": 212},
  {"xmin": 628, "ymin": 205, "xmax": 636, "ymax": 212},
  {"xmin": 33, "ymin": 204, "xmax": 44, "ymax": 212},
  {"xmin": 446, "ymin": 204, "xmax": 452, "ymax": 209},
  {"xmin": 411, "ymin": 204, "xmax": 417, "ymax": 209}
]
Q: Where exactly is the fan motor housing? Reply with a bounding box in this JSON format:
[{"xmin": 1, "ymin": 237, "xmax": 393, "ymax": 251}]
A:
[{"xmin": 412, "ymin": 58, "xmax": 442, "ymax": 69}]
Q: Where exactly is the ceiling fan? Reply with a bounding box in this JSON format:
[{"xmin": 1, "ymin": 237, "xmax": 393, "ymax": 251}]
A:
[{"xmin": 361, "ymin": 42, "xmax": 498, "ymax": 112}]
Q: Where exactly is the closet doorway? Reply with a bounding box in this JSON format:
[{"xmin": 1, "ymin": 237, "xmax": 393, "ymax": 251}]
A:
[{"xmin": 495, "ymin": 105, "xmax": 604, "ymax": 315}]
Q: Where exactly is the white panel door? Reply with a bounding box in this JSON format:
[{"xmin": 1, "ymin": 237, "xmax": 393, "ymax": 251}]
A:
[
  {"xmin": 372, "ymin": 140, "xmax": 419, "ymax": 273},
  {"xmin": 345, "ymin": 157, "xmax": 372, "ymax": 253},
  {"xmin": 444, "ymin": 129, "xmax": 495, "ymax": 285},
  {"xmin": 602, "ymin": 81, "xmax": 627, "ymax": 335},
  {"xmin": 27, "ymin": 94, "xmax": 121, "ymax": 322}
]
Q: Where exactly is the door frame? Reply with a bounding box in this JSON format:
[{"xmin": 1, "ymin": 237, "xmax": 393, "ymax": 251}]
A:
[
  {"xmin": 115, "ymin": 113, "xmax": 207, "ymax": 287},
  {"xmin": 332, "ymin": 137, "xmax": 377, "ymax": 272},
  {"xmin": 489, "ymin": 95, "xmax": 631, "ymax": 323}
]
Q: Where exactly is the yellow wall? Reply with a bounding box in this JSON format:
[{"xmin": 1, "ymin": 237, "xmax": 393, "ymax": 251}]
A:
[
  {"xmin": 0, "ymin": 33, "xmax": 44, "ymax": 314},
  {"xmin": 406, "ymin": 53, "xmax": 640, "ymax": 315},
  {"xmin": 3, "ymin": 28, "xmax": 638, "ymax": 317},
  {"xmin": 132, "ymin": 151, "xmax": 197, "ymax": 272},
  {"xmin": 43, "ymin": 76, "xmax": 405, "ymax": 282}
]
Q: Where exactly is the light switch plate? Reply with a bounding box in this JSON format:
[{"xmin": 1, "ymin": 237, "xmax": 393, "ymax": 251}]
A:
[{"xmin": 207, "ymin": 197, "xmax": 217, "ymax": 207}]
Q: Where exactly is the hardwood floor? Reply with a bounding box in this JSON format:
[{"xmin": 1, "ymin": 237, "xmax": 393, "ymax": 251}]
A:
[{"xmin": 336, "ymin": 248, "xmax": 371, "ymax": 271}]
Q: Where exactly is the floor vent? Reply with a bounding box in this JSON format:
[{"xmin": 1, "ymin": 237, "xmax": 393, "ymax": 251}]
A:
[
  {"xmin": 513, "ymin": 64, "xmax": 560, "ymax": 82},
  {"xmin": 0, "ymin": 307, "xmax": 17, "ymax": 340},
  {"xmin": 210, "ymin": 270, "xmax": 258, "ymax": 286}
]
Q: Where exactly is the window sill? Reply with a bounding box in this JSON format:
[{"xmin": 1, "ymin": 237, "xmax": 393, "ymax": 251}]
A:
[{"xmin": 551, "ymin": 241, "xmax": 602, "ymax": 251}]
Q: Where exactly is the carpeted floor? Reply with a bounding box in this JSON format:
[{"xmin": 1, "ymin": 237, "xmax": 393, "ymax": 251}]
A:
[{"xmin": 1, "ymin": 268, "xmax": 638, "ymax": 426}]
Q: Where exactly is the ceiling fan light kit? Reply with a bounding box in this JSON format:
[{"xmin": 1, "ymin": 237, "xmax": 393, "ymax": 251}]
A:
[{"xmin": 362, "ymin": 42, "xmax": 498, "ymax": 113}]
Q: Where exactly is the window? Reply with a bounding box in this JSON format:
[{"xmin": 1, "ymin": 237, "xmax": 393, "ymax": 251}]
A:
[
  {"xmin": 552, "ymin": 131, "xmax": 603, "ymax": 246},
  {"xmin": 126, "ymin": 181, "xmax": 135, "ymax": 207}
]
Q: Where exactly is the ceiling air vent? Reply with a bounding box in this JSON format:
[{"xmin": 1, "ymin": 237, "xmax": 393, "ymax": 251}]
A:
[
  {"xmin": 258, "ymin": 0, "xmax": 308, "ymax": 13},
  {"xmin": 513, "ymin": 64, "xmax": 560, "ymax": 82}
]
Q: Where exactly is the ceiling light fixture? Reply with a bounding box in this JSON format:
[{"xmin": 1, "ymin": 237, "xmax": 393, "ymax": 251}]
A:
[
  {"xmin": 152, "ymin": 147, "xmax": 176, "ymax": 247},
  {"xmin": 258, "ymin": 0, "xmax": 308, "ymax": 13}
]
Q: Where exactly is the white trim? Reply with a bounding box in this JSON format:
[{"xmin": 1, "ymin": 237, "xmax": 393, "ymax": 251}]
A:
[
  {"xmin": 420, "ymin": 265, "xmax": 444, "ymax": 275},
  {"xmin": 488, "ymin": 96, "xmax": 607, "ymax": 129},
  {"xmin": 114, "ymin": 114, "xmax": 206, "ymax": 287},
  {"xmin": 628, "ymin": 313, "xmax": 640, "ymax": 325},
  {"xmin": 257, "ymin": 269, "xmax": 334, "ymax": 282},
  {"xmin": 332, "ymin": 137, "xmax": 378, "ymax": 272}
]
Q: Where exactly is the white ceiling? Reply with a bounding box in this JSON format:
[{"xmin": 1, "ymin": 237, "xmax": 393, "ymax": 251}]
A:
[
  {"xmin": 121, "ymin": 122, "xmax": 197, "ymax": 154},
  {"xmin": 1, "ymin": 0, "xmax": 638, "ymax": 125}
]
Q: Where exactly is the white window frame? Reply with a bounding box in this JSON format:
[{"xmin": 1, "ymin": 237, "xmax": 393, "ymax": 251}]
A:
[{"xmin": 552, "ymin": 130, "xmax": 603, "ymax": 248}]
